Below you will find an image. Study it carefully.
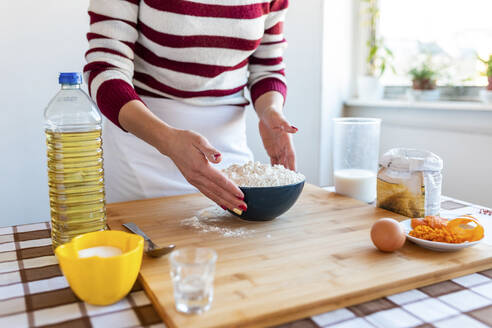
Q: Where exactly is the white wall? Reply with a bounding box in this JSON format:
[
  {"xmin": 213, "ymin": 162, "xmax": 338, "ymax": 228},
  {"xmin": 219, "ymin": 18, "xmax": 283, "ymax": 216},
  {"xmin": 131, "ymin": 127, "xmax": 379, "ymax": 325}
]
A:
[
  {"xmin": 345, "ymin": 103, "xmax": 492, "ymax": 208},
  {"xmin": 0, "ymin": 1, "xmax": 89, "ymax": 227},
  {"xmin": 1, "ymin": 1, "xmax": 352, "ymax": 227},
  {"xmin": 319, "ymin": 0, "xmax": 356, "ymax": 185}
]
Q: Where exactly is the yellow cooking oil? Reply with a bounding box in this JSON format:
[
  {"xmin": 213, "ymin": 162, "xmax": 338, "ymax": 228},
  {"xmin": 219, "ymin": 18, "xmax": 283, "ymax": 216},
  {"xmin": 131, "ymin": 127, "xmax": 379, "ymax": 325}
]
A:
[{"xmin": 46, "ymin": 129, "xmax": 106, "ymax": 249}]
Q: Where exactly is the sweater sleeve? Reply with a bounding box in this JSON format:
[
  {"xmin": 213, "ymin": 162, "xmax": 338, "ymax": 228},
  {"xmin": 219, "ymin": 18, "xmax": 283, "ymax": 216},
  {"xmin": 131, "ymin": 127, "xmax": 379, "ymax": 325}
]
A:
[
  {"xmin": 248, "ymin": 0, "xmax": 288, "ymax": 105},
  {"xmin": 83, "ymin": 0, "xmax": 143, "ymax": 130}
]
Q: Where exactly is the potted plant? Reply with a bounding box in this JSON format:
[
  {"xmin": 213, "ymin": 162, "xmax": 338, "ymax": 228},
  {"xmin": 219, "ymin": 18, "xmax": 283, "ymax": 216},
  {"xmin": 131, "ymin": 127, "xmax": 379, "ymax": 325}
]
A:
[
  {"xmin": 478, "ymin": 55, "xmax": 492, "ymax": 103},
  {"xmin": 408, "ymin": 62, "xmax": 440, "ymax": 101},
  {"xmin": 357, "ymin": 0, "xmax": 394, "ymax": 100}
]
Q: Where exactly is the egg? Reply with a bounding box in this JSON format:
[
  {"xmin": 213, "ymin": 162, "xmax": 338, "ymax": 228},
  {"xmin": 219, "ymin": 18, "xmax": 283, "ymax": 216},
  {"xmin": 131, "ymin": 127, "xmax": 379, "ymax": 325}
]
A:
[{"xmin": 371, "ymin": 218, "xmax": 406, "ymax": 252}]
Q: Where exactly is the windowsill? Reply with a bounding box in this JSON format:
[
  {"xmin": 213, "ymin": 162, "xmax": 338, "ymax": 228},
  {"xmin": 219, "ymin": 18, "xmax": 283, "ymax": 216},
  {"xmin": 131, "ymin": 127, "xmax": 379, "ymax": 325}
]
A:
[
  {"xmin": 345, "ymin": 98, "xmax": 492, "ymax": 112},
  {"xmin": 343, "ymin": 98, "xmax": 492, "ymax": 135}
]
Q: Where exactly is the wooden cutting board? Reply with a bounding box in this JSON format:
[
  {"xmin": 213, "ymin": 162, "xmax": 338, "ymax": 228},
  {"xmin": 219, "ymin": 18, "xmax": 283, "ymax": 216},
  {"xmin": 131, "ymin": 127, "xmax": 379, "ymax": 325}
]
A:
[{"xmin": 107, "ymin": 184, "xmax": 492, "ymax": 328}]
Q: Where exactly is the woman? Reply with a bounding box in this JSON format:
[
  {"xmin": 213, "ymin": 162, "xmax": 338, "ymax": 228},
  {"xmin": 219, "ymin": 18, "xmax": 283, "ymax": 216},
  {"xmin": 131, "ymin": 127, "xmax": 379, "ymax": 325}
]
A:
[{"xmin": 84, "ymin": 0, "xmax": 296, "ymax": 214}]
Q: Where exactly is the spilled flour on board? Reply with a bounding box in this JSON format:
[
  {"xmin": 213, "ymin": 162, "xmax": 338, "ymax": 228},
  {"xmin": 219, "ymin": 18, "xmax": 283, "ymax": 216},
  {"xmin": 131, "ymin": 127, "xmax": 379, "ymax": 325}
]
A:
[{"xmin": 181, "ymin": 205, "xmax": 256, "ymax": 238}]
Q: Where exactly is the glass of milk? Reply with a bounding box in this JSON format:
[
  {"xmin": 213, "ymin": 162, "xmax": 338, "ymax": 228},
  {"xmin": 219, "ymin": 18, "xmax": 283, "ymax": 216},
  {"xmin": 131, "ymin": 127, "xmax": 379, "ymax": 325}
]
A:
[{"xmin": 333, "ymin": 118, "xmax": 381, "ymax": 203}]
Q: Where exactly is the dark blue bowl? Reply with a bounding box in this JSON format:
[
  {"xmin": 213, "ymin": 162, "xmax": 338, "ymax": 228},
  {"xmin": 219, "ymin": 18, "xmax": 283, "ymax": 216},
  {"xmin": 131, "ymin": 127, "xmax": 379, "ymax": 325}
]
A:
[{"xmin": 229, "ymin": 180, "xmax": 305, "ymax": 221}]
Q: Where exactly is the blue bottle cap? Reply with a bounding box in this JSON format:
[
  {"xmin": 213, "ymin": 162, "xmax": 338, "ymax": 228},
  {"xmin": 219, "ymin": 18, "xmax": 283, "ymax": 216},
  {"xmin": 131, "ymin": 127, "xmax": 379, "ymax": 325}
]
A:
[{"xmin": 59, "ymin": 72, "xmax": 83, "ymax": 85}]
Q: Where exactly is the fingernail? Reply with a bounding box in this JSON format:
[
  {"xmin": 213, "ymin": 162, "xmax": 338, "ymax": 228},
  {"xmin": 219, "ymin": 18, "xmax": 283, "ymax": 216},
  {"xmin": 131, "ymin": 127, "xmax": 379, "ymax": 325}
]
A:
[
  {"xmin": 291, "ymin": 125, "xmax": 298, "ymax": 131},
  {"xmin": 237, "ymin": 195, "xmax": 244, "ymax": 200},
  {"xmin": 213, "ymin": 153, "xmax": 221, "ymax": 160},
  {"xmin": 232, "ymin": 208, "xmax": 243, "ymax": 216},
  {"xmin": 220, "ymin": 205, "xmax": 227, "ymax": 210},
  {"xmin": 239, "ymin": 204, "xmax": 247, "ymax": 211}
]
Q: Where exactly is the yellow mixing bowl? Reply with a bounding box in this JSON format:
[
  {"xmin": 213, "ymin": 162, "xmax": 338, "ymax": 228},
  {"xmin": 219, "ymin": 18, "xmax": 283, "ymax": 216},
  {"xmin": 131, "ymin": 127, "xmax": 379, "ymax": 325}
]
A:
[{"xmin": 55, "ymin": 230, "xmax": 144, "ymax": 306}]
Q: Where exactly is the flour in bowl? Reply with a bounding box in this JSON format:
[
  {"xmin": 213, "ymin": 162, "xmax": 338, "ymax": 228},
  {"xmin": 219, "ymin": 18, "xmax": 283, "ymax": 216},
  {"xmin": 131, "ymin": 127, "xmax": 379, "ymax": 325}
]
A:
[{"xmin": 222, "ymin": 161, "xmax": 305, "ymax": 187}]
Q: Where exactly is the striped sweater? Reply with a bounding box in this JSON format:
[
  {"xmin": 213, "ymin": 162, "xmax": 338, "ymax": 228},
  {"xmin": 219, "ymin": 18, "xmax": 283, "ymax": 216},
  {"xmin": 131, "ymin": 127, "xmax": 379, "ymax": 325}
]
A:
[{"xmin": 84, "ymin": 0, "xmax": 288, "ymax": 129}]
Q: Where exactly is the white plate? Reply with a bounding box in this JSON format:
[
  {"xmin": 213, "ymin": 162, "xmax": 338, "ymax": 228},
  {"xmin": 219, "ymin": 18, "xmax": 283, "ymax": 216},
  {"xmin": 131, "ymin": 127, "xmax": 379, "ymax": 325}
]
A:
[{"xmin": 400, "ymin": 219, "xmax": 483, "ymax": 252}]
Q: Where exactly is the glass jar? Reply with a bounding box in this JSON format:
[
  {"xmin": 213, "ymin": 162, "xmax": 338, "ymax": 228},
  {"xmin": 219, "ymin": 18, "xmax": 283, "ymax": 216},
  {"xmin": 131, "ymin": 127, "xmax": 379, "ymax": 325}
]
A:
[{"xmin": 333, "ymin": 118, "xmax": 381, "ymax": 203}]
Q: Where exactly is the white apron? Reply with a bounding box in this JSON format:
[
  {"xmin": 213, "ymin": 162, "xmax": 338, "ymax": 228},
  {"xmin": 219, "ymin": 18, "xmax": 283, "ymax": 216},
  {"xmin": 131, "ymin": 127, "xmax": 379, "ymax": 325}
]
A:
[{"xmin": 102, "ymin": 96, "xmax": 254, "ymax": 203}]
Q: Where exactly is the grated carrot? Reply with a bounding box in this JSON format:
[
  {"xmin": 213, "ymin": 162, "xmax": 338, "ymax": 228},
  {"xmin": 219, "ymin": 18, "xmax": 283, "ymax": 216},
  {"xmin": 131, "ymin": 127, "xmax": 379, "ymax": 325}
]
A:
[{"xmin": 409, "ymin": 225, "xmax": 461, "ymax": 243}]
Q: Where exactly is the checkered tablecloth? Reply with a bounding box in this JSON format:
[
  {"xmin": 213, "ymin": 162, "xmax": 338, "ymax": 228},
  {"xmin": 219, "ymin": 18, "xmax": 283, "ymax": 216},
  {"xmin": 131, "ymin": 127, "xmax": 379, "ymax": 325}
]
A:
[
  {"xmin": 0, "ymin": 197, "xmax": 491, "ymax": 328},
  {"xmin": 0, "ymin": 222, "xmax": 163, "ymax": 328}
]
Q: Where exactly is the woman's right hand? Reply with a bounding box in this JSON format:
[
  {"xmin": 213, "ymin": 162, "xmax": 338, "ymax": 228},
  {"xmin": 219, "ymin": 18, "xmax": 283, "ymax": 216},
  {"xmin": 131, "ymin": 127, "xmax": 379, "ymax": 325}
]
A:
[{"xmin": 164, "ymin": 129, "xmax": 247, "ymax": 213}]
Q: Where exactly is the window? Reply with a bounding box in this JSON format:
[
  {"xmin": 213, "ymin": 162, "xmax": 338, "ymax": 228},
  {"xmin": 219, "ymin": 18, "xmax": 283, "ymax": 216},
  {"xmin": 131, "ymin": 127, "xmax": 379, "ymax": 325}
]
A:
[{"xmin": 378, "ymin": 0, "xmax": 492, "ymax": 87}]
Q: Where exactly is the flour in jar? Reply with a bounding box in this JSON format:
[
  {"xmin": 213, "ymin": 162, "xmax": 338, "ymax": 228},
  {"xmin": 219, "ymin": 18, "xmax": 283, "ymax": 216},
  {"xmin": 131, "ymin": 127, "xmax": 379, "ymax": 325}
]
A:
[{"xmin": 222, "ymin": 161, "xmax": 305, "ymax": 187}]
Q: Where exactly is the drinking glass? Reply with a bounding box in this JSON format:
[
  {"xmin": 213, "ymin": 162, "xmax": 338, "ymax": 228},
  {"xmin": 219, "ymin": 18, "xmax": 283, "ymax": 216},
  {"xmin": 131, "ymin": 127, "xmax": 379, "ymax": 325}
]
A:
[
  {"xmin": 169, "ymin": 247, "xmax": 217, "ymax": 314},
  {"xmin": 333, "ymin": 118, "xmax": 381, "ymax": 203}
]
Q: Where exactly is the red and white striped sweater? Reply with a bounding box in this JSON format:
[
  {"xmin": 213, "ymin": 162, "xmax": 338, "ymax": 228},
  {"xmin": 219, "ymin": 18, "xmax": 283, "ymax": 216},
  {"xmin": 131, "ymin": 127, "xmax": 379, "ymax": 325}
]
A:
[{"xmin": 84, "ymin": 0, "xmax": 288, "ymax": 129}]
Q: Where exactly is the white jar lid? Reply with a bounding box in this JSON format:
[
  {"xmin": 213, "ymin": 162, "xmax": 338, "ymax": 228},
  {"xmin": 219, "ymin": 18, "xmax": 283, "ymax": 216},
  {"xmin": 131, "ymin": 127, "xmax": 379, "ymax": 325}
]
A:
[{"xmin": 379, "ymin": 148, "xmax": 443, "ymax": 172}]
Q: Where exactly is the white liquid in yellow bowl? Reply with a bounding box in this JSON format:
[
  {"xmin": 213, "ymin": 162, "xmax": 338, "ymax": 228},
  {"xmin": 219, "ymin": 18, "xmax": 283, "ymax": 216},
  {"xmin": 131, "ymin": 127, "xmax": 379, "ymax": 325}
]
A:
[{"xmin": 78, "ymin": 246, "xmax": 122, "ymax": 258}]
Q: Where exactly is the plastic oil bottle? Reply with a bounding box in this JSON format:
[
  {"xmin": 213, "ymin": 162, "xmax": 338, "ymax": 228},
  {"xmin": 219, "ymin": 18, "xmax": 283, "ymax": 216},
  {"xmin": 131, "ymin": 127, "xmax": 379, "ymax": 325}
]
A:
[{"xmin": 44, "ymin": 72, "xmax": 106, "ymax": 249}]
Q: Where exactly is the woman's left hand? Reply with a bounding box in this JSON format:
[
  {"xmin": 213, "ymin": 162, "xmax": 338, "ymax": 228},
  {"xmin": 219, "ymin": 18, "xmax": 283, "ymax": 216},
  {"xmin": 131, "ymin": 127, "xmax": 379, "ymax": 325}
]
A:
[{"xmin": 258, "ymin": 108, "xmax": 298, "ymax": 171}]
